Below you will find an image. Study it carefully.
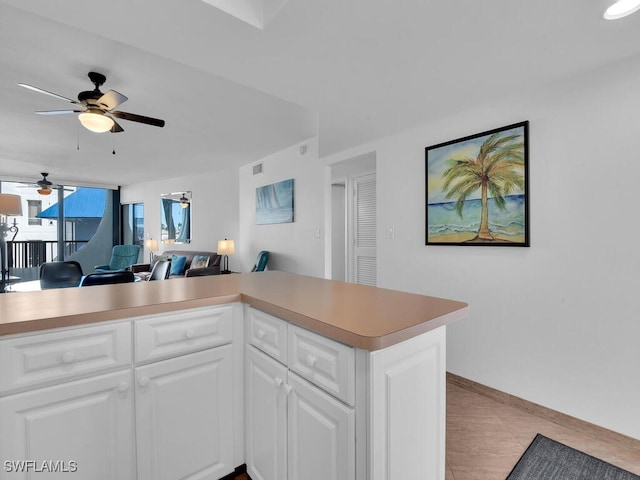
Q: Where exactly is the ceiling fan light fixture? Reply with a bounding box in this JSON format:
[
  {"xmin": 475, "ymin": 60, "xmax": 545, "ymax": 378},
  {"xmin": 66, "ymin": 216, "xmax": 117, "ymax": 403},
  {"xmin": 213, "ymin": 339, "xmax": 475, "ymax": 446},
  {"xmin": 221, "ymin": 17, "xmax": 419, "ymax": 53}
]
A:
[
  {"xmin": 603, "ymin": 0, "xmax": 640, "ymax": 19},
  {"xmin": 179, "ymin": 194, "xmax": 190, "ymax": 208},
  {"xmin": 37, "ymin": 187, "xmax": 52, "ymax": 196},
  {"xmin": 78, "ymin": 111, "xmax": 114, "ymax": 133}
]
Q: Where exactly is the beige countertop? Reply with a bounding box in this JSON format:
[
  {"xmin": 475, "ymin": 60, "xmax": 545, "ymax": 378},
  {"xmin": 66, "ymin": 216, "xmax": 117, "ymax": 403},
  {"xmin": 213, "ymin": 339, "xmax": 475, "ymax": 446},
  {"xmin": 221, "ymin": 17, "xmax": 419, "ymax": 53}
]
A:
[{"xmin": 0, "ymin": 271, "xmax": 468, "ymax": 350}]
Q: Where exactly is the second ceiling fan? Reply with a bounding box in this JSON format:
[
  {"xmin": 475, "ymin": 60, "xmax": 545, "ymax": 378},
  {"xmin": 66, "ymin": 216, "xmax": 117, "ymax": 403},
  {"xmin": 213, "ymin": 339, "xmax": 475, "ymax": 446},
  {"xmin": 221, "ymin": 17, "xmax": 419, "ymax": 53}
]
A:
[
  {"xmin": 19, "ymin": 71, "xmax": 165, "ymax": 133},
  {"xmin": 17, "ymin": 172, "xmax": 67, "ymax": 196}
]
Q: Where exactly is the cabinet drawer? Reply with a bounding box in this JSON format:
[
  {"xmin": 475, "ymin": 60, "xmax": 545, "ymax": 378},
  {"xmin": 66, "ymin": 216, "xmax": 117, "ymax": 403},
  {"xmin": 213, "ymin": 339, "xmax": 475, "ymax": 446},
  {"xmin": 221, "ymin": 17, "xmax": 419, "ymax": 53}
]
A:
[
  {"xmin": 135, "ymin": 306, "xmax": 233, "ymax": 363},
  {"xmin": 0, "ymin": 321, "xmax": 131, "ymax": 394},
  {"xmin": 246, "ymin": 307, "xmax": 288, "ymax": 364},
  {"xmin": 288, "ymin": 324, "xmax": 355, "ymax": 406}
]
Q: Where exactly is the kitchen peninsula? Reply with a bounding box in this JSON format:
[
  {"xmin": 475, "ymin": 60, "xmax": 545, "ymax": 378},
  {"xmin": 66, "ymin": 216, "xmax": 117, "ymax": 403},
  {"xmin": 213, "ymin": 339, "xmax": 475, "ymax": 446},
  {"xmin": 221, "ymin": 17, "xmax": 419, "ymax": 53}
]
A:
[{"xmin": 0, "ymin": 272, "xmax": 468, "ymax": 480}]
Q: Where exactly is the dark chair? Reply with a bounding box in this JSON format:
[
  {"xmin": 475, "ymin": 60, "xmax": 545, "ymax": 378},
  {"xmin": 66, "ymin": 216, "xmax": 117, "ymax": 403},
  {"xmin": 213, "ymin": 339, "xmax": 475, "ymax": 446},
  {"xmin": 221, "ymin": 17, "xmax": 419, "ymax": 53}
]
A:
[
  {"xmin": 250, "ymin": 251, "xmax": 270, "ymax": 272},
  {"xmin": 40, "ymin": 261, "xmax": 84, "ymax": 289},
  {"xmin": 148, "ymin": 260, "xmax": 171, "ymax": 281},
  {"xmin": 94, "ymin": 245, "xmax": 141, "ymax": 272},
  {"xmin": 80, "ymin": 271, "xmax": 135, "ymax": 287}
]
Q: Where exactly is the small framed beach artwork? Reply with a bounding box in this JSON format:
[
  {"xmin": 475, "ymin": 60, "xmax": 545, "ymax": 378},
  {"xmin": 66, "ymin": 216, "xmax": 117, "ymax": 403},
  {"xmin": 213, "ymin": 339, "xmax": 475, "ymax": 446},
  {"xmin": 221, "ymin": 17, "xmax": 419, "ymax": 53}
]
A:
[
  {"xmin": 256, "ymin": 178, "xmax": 295, "ymax": 225},
  {"xmin": 425, "ymin": 121, "xmax": 529, "ymax": 246}
]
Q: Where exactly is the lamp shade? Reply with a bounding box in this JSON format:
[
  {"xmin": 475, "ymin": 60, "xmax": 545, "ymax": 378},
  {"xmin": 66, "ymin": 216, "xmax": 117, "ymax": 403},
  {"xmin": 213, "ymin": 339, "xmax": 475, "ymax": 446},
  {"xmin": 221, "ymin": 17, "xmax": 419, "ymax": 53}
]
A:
[
  {"xmin": 78, "ymin": 112, "xmax": 114, "ymax": 133},
  {"xmin": 145, "ymin": 239, "xmax": 158, "ymax": 251},
  {"xmin": 0, "ymin": 194, "xmax": 23, "ymax": 216},
  {"xmin": 217, "ymin": 239, "xmax": 235, "ymax": 255}
]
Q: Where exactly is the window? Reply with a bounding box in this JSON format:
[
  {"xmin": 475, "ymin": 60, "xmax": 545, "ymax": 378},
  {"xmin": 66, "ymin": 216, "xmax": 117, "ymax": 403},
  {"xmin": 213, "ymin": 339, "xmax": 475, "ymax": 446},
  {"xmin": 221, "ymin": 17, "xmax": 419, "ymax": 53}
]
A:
[
  {"xmin": 27, "ymin": 200, "xmax": 42, "ymax": 226},
  {"xmin": 122, "ymin": 203, "xmax": 144, "ymax": 248}
]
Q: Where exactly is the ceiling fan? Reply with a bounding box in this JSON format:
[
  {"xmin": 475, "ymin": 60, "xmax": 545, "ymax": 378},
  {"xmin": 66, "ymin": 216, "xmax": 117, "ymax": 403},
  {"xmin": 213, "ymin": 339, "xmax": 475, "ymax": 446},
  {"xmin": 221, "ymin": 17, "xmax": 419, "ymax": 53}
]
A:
[
  {"xmin": 18, "ymin": 172, "xmax": 65, "ymax": 196},
  {"xmin": 18, "ymin": 72, "xmax": 165, "ymax": 133}
]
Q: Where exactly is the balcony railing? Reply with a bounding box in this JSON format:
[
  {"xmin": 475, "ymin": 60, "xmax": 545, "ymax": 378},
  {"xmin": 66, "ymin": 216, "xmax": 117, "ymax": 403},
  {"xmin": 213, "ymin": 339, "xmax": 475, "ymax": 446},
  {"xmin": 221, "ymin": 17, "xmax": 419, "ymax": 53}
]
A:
[{"xmin": 7, "ymin": 240, "xmax": 88, "ymax": 269}]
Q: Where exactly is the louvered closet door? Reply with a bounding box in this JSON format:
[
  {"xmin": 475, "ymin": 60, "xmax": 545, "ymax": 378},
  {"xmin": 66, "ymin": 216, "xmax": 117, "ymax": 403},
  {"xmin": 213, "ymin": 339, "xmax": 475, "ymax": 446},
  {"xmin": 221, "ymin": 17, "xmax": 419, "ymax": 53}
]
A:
[{"xmin": 352, "ymin": 173, "xmax": 376, "ymax": 286}]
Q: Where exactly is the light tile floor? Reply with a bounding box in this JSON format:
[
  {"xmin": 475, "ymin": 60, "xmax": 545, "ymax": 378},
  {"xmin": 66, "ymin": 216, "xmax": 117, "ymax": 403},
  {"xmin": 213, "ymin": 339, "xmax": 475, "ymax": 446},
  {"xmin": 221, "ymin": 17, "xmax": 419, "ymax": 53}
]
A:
[
  {"xmin": 236, "ymin": 379, "xmax": 640, "ymax": 480},
  {"xmin": 446, "ymin": 381, "xmax": 640, "ymax": 480}
]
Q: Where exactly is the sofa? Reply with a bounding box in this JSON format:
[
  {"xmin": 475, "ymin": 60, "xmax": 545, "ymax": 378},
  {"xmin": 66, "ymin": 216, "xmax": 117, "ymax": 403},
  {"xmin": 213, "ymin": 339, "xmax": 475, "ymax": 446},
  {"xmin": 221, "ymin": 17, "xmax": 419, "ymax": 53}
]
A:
[{"xmin": 131, "ymin": 250, "xmax": 221, "ymax": 279}]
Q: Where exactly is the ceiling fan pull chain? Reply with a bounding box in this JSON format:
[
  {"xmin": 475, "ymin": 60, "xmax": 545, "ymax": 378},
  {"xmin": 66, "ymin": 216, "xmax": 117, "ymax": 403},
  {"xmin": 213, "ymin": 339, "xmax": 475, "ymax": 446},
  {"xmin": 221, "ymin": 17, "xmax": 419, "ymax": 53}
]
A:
[
  {"xmin": 77, "ymin": 123, "xmax": 80, "ymax": 151},
  {"xmin": 112, "ymin": 134, "xmax": 116, "ymax": 155}
]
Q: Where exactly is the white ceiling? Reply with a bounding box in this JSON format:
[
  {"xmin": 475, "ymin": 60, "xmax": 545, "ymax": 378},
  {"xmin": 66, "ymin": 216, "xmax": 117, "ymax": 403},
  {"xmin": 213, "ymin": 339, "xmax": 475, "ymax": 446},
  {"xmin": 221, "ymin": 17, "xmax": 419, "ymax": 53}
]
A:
[{"xmin": 1, "ymin": 0, "xmax": 639, "ymax": 188}]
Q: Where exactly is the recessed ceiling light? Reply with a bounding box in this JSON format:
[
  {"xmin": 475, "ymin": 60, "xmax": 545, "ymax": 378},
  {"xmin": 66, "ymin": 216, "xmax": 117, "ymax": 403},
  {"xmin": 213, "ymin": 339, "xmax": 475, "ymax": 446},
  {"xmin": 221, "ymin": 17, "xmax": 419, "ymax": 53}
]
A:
[{"xmin": 603, "ymin": 0, "xmax": 640, "ymax": 20}]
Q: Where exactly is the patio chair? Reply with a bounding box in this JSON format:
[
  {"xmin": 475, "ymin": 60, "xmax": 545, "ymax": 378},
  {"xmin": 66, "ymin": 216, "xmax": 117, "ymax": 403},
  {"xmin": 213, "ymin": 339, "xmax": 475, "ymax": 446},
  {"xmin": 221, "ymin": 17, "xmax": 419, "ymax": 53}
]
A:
[
  {"xmin": 94, "ymin": 245, "xmax": 141, "ymax": 272},
  {"xmin": 40, "ymin": 261, "xmax": 84, "ymax": 289},
  {"xmin": 80, "ymin": 271, "xmax": 135, "ymax": 287},
  {"xmin": 148, "ymin": 260, "xmax": 171, "ymax": 281},
  {"xmin": 250, "ymin": 251, "xmax": 270, "ymax": 272}
]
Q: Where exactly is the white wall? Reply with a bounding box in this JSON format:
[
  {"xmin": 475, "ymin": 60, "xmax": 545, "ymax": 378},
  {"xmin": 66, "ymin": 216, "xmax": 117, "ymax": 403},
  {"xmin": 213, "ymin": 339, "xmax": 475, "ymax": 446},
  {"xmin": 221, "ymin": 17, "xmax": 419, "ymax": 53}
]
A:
[
  {"xmin": 121, "ymin": 169, "xmax": 239, "ymax": 262},
  {"xmin": 322, "ymin": 55, "xmax": 640, "ymax": 439},
  {"xmin": 238, "ymin": 137, "xmax": 325, "ymax": 276}
]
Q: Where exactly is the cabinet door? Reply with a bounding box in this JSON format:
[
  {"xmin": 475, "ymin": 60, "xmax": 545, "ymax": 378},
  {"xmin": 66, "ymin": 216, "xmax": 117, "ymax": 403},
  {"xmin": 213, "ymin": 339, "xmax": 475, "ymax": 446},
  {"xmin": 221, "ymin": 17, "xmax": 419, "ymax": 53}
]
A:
[
  {"xmin": 245, "ymin": 345, "xmax": 287, "ymax": 480},
  {"xmin": 287, "ymin": 372, "xmax": 355, "ymax": 480},
  {"xmin": 0, "ymin": 370, "xmax": 134, "ymax": 480},
  {"xmin": 135, "ymin": 346, "xmax": 233, "ymax": 480}
]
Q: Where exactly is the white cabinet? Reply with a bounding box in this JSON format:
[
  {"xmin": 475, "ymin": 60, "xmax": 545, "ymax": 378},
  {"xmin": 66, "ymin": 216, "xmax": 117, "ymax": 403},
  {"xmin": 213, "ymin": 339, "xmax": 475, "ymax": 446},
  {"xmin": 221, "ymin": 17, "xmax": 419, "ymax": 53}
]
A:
[
  {"xmin": 246, "ymin": 306, "xmax": 447, "ymax": 480},
  {"xmin": 368, "ymin": 326, "xmax": 446, "ymax": 480},
  {"xmin": 0, "ymin": 321, "xmax": 131, "ymax": 394},
  {"xmin": 0, "ymin": 320, "xmax": 134, "ymax": 480},
  {"xmin": 135, "ymin": 306, "xmax": 233, "ymax": 363},
  {"xmin": 288, "ymin": 323, "xmax": 355, "ymax": 406},
  {"xmin": 0, "ymin": 369, "xmax": 135, "ymax": 480},
  {"xmin": 246, "ymin": 307, "xmax": 288, "ymax": 364},
  {"xmin": 245, "ymin": 345, "xmax": 287, "ymax": 480},
  {"xmin": 133, "ymin": 305, "xmax": 238, "ymax": 480},
  {"xmin": 287, "ymin": 371, "xmax": 355, "ymax": 480},
  {"xmin": 0, "ymin": 301, "xmax": 448, "ymax": 480},
  {"xmin": 136, "ymin": 346, "xmax": 234, "ymax": 480},
  {"xmin": 245, "ymin": 306, "xmax": 356, "ymax": 480},
  {"xmin": 0, "ymin": 304, "xmax": 240, "ymax": 480}
]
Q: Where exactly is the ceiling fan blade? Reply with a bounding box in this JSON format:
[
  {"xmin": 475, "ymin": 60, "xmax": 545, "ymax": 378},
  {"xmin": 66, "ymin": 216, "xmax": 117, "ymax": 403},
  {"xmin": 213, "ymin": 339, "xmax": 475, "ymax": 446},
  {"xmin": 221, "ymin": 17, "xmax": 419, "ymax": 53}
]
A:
[
  {"xmin": 98, "ymin": 90, "xmax": 128, "ymax": 111},
  {"xmin": 18, "ymin": 83, "xmax": 82, "ymax": 105},
  {"xmin": 110, "ymin": 119, "xmax": 124, "ymax": 133},
  {"xmin": 35, "ymin": 110, "xmax": 84, "ymax": 115},
  {"xmin": 111, "ymin": 111, "xmax": 165, "ymax": 128}
]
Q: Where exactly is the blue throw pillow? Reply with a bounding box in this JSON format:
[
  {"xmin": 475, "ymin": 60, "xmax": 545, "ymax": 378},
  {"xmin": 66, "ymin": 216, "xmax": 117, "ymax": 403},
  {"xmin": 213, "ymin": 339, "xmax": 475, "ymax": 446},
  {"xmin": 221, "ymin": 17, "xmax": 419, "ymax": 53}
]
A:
[{"xmin": 170, "ymin": 255, "xmax": 187, "ymax": 275}]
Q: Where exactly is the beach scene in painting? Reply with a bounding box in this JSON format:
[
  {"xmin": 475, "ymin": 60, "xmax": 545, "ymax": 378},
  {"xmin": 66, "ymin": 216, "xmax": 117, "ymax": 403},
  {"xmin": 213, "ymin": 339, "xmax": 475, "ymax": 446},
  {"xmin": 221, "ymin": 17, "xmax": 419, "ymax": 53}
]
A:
[
  {"xmin": 426, "ymin": 123, "xmax": 527, "ymax": 245},
  {"xmin": 256, "ymin": 178, "xmax": 294, "ymax": 225}
]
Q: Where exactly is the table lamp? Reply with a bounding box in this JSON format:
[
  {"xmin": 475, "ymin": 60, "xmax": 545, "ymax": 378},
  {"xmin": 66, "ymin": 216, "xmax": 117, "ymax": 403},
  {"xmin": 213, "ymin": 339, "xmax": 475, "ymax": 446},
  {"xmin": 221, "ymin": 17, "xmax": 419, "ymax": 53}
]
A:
[
  {"xmin": 217, "ymin": 238, "xmax": 235, "ymax": 274},
  {"xmin": 145, "ymin": 238, "xmax": 158, "ymax": 263},
  {"xmin": 0, "ymin": 194, "xmax": 23, "ymax": 293}
]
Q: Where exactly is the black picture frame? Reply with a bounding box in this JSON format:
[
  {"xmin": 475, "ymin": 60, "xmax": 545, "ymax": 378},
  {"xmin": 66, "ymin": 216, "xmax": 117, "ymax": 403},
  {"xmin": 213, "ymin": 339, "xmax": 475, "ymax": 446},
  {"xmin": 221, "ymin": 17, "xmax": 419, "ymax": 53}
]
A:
[{"xmin": 425, "ymin": 121, "xmax": 529, "ymax": 246}]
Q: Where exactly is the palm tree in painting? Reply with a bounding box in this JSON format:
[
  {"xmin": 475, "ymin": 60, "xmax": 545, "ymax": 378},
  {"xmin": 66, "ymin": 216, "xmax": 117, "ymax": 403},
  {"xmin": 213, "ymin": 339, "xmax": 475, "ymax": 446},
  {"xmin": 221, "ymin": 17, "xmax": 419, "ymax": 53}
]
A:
[{"xmin": 441, "ymin": 131, "xmax": 524, "ymax": 241}]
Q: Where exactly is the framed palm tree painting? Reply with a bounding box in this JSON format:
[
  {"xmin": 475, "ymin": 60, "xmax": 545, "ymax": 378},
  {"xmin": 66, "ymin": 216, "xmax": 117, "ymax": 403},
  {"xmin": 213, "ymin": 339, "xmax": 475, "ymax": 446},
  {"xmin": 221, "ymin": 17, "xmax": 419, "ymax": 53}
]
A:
[{"xmin": 426, "ymin": 121, "xmax": 529, "ymax": 246}]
